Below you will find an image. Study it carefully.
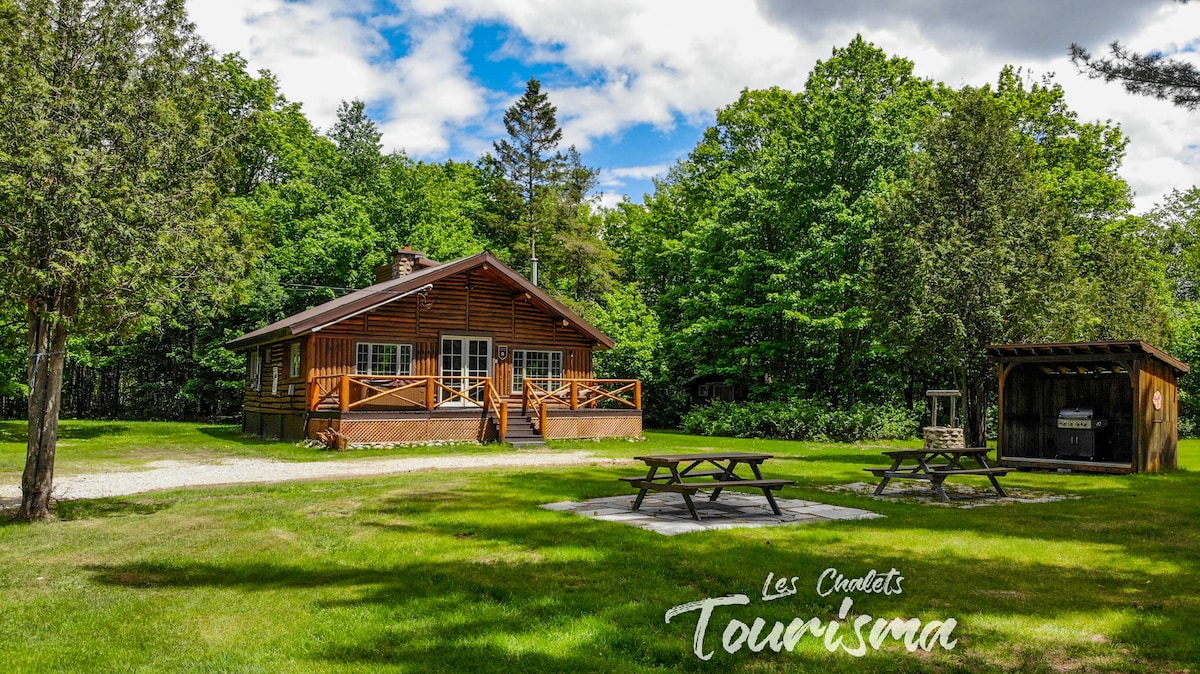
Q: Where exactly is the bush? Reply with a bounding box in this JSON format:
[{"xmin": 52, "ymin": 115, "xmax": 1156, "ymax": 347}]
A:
[{"xmin": 681, "ymin": 398, "xmax": 921, "ymax": 442}]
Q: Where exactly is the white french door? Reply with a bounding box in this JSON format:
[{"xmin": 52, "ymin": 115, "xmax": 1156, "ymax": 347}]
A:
[{"xmin": 439, "ymin": 336, "xmax": 491, "ymax": 406}]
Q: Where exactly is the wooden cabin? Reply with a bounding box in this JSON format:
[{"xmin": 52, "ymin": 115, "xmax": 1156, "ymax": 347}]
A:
[
  {"xmin": 226, "ymin": 249, "xmax": 642, "ymax": 446},
  {"xmin": 986, "ymin": 341, "xmax": 1188, "ymax": 473}
]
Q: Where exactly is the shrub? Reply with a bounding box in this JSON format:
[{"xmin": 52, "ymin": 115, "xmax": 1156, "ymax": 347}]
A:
[{"xmin": 681, "ymin": 398, "xmax": 921, "ymax": 442}]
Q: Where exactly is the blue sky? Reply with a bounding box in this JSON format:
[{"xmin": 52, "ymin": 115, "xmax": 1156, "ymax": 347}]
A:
[{"xmin": 188, "ymin": 0, "xmax": 1200, "ymax": 211}]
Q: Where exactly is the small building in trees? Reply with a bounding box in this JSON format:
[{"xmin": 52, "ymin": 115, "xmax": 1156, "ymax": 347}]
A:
[
  {"xmin": 227, "ymin": 249, "xmax": 642, "ymax": 446},
  {"xmin": 986, "ymin": 341, "xmax": 1188, "ymax": 473}
]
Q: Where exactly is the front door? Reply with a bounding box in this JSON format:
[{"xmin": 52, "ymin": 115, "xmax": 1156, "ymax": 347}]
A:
[{"xmin": 439, "ymin": 336, "xmax": 491, "ymax": 406}]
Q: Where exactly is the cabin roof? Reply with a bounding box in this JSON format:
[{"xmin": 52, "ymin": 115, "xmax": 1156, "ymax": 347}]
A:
[
  {"xmin": 226, "ymin": 252, "xmax": 615, "ymax": 351},
  {"xmin": 985, "ymin": 340, "xmax": 1189, "ymax": 374}
]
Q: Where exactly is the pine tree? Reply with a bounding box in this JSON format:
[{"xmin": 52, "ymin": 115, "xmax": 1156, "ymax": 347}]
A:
[
  {"xmin": 492, "ymin": 78, "xmax": 567, "ymax": 283},
  {"xmin": 1069, "ymin": 1, "xmax": 1199, "ymax": 110}
]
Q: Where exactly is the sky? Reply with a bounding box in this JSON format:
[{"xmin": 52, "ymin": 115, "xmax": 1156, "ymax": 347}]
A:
[{"xmin": 186, "ymin": 0, "xmax": 1200, "ymax": 212}]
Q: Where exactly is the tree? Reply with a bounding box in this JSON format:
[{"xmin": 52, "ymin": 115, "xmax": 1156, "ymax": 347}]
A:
[
  {"xmin": 0, "ymin": 0, "xmax": 249, "ymax": 520},
  {"xmin": 871, "ymin": 87, "xmax": 1089, "ymax": 446},
  {"xmin": 1069, "ymin": 1, "xmax": 1199, "ymax": 110},
  {"xmin": 492, "ymin": 78, "xmax": 566, "ymax": 284},
  {"xmin": 635, "ymin": 38, "xmax": 940, "ymax": 403},
  {"xmin": 330, "ymin": 99, "xmax": 383, "ymax": 192}
]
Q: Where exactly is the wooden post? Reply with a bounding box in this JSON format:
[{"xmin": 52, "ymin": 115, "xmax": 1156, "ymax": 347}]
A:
[
  {"xmin": 425, "ymin": 376, "xmax": 435, "ymax": 411},
  {"xmin": 339, "ymin": 375, "xmax": 350, "ymax": 412},
  {"xmin": 499, "ymin": 402, "xmax": 508, "ymax": 440},
  {"xmin": 539, "ymin": 402, "xmax": 548, "ymax": 439},
  {"xmin": 522, "ymin": 380, "xmax": 529, "ymax": 416},
  {"xmin": 307, "ymin": 378, "xmax": 318, "ymax": 411},
  {"xmin": 634, "ymin": 380, "xmax": 642, "ymax": 410},
  {"xmin": 569, "ymin": 380, "xmax": 578, "ymax": 410}
]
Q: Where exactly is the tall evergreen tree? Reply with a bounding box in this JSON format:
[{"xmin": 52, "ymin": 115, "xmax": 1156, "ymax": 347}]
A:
[
  {"xmin": 492, "ymin": 78, "xmax": 567, "ymax": 283},
  {"xmin": 0, "ymin": 0, "xmax": 250, "ymax": 520},
  {"xmin": 871, "ymin": 87, "xmax": 1089, "ymax": 446}
]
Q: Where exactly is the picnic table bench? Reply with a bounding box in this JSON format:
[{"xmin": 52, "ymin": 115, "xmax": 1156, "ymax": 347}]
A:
[
  {"xmin": 866, "ymin": 447, "xmax": 1009, "ymax": 502},
  {"xmin": 622, "ymin": 452, "xmax": 794, "ymax": 520}
]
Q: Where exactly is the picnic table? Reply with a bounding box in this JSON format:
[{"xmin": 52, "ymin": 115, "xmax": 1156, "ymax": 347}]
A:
[
  {"xmin": 621, "ymin": 452, "xmax": 795, "ymax": 520},
  {"xmin": 865, "ymin": 447, "xmax": 1009, "ymax": 502}
]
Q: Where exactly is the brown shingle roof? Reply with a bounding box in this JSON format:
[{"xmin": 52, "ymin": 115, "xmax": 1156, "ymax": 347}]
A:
[{"xmin": 226, "ymin": 252, "xmax": 614, "ymax": 351}]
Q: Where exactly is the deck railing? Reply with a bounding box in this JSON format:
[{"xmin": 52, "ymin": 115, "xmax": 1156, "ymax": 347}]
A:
[
  {"xmin": 521, "ymin": 378, "xmax": 642, "ymax": 415},
  {"xmin": 308, "ymin": 375, "xmax": 508, "ymax": 430}
]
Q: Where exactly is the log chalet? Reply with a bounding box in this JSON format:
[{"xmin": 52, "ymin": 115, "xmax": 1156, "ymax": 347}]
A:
[{"xmin": 226, "ymin": 249, "xmax": 642, "ymax": 446}]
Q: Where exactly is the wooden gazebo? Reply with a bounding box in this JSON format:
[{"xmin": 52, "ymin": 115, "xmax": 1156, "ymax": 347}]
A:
[{"xmin": 986, "ymin": 341, "xmax": 1189, "ymax": 473}]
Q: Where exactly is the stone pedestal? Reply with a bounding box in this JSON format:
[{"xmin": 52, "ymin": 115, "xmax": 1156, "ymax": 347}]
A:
[{"xmin": 923, "ymin": 425, "xmax": 965, "ymax": 450}]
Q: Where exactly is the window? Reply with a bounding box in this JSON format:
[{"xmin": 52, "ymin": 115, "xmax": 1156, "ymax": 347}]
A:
[
  {"xmin": 290, "ymin": 343, "xmax": 301, "ymax": 378},
  {"xmin": 511, "ymin": 349, "xmax": 563, "ymax": 394},
  {"xmin": 250, "ymin": 350, "xmax": 262, "ymax": 392},
  {"xmin": 356, "ymin": 343, "xmax": 413, "ymax": 376}
]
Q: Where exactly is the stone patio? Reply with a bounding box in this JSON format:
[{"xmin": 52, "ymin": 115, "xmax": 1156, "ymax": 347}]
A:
[
  {"xmin": 823, "ymin": 481, "xmax": 1081, "ymax": 508},
  {"xmin": 541, "ymin": 491, "xmax": 882, "ymax": 536}
]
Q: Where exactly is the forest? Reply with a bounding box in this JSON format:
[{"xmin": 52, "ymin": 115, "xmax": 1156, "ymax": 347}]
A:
[{"xmin": 4, "ymin": 29, "xmax": 1200, "ymax": 443}]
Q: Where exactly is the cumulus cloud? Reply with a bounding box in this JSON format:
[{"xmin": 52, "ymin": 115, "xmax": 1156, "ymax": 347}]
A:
[
  {"xmin": 186, "ymin": 0, "xmax": 488, "ymax": 155},
  {"xmin": 188, "ymin": 0, "xmax": 1200, "ymax": 209}
]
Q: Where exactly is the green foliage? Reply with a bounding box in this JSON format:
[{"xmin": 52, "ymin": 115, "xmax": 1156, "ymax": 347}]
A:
[
  {"xmin": 0, "ymin": 0, "xmax": 253, "ymax": 338},
  {"xmin": 488, "ymin": 78, "xmax": 616, "ymax": 302},
  {"xmin": 681, "ymin": 398, "xmax": 920, "ymax": 442},
  {"xmin": 634, "ymin": 37, "xmax": 941, "ymax": 404}
]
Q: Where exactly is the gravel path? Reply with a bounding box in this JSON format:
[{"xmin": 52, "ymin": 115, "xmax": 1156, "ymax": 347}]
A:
[{"xmin": 0, "ymin": 451, "xmax": 623, "ymax": 507}]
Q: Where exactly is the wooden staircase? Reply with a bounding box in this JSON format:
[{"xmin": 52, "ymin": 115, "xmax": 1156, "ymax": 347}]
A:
[{"xmin": 497, "ymin": 412, "xmax": 546, "ymax": 447}]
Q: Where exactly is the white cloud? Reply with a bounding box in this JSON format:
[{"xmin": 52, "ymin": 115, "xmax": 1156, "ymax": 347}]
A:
[
  {"xmin": 188, "ymin": 0, "xmax": 1200, "ymax": 208},
  {"xmin": 187, "ymin": 0, "xmax": 487, "ymax": 155}
]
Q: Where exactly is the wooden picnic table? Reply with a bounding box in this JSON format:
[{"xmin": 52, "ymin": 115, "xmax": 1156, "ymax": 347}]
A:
[
  {"xmin": 621, "ymin": 452, "xmax": 794, "ymax": 520},
  {"xmin": 865, "ymin": 447, "xmax": 1009, "ymax": 502}
]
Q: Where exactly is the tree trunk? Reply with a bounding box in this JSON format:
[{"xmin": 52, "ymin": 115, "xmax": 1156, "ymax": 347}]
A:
[
  {"xmin": 18, "ymin": 306, "xmax": 68, "ymax": 521},
  {"xmin": 964, "ymin": 374, "xmax": 989, "ymax": 448}
]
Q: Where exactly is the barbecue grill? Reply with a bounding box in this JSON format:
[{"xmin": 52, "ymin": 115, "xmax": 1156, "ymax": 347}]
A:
[{"xmin": 1056, "ymin": 407, "xmax": 1108, "ymax": 459}]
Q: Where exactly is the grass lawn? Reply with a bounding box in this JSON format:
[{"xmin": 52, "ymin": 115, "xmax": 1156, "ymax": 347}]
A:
[
  {"xmin": 1, "ymin": 423, "xmax": 1198, "ymax": 672},
  {"xmin": 0, "ymin": 420, "xmax": 519, "ymax": 482}
]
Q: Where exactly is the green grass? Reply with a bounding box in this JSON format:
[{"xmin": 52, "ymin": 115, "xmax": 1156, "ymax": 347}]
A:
[
  {"xmin": 1, "ymin": 424, "xmax": 1198, "ymax": 672},
  {"xmin": 0, "ymin": 420, "xmax": 525, "ymax": 481}
]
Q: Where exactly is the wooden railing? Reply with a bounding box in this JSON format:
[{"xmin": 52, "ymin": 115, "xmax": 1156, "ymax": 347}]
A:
[
  {"xmin": 309, "ymin": 375, "xmax": 507, "ymax": 426},
  {"xmin": 522, "ymin": 378, "xmax": 642, "ymax": 415},
  {"xmin": 485, "ymin": 379, "xmax": 508, "ymax": 439}
]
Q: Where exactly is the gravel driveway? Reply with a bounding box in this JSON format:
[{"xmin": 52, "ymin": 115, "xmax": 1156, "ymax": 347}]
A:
[{"xmin": 0, "ymin": 451, "xmax": 622, "ymax": 507}]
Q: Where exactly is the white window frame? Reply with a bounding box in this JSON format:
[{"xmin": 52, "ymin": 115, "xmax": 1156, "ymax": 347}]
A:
[
  {"xmin": 250, "ymin": 350, "xmax": 262, "ymax": 392},
  {"xmin": 356, "ymin": 342, "xmax": 413, "ymax": 376},
  {"xmin": 511, "ymin": 349, "xmax": 563, "ymax": 394},
  {"xmin": 290, "ymin": 342, "xmax": 302, "ymax": 378}
]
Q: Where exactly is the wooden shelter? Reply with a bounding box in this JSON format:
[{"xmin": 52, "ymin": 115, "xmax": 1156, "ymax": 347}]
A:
[
  {"xmin": 986, "ymin": 341, "xmax": 1188, "ymax": 473},
  {"xmin": 226, "ymin": 249, "xmax": 642, "ymax": 445}
]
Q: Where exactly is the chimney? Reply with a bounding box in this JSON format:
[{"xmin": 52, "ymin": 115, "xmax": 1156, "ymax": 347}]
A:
[{"xmin": 391, "ymin": 247, "xmax": 423, "ymax": 277}]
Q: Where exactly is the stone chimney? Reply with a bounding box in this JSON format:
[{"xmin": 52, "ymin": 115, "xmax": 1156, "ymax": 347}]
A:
[
  {"xmin": 390, "ymin": 247, "xmax": 423, "ymax": 277},
  {"xmin": 374, "ymin": 247, "xmax": 429, "ymax": 283}
]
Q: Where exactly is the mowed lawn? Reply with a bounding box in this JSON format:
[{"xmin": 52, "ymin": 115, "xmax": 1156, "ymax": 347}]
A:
[{"xmin": 0, "ymin": 422, "xmax": 1197, "ymax": 673}]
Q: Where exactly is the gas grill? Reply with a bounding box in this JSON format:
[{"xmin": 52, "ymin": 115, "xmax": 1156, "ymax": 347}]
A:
[{"xmin": 1056, "ymin": 407, "xmax": 1108, "ymax": 459}]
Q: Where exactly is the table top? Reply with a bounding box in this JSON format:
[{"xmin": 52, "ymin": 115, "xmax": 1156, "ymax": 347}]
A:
[
  {"xmin": 633, "ymin": 452, "xmax": 773, "ymax": 462},
  {"xmin": 882, "ymin": 447, "xmax": 992, "ymax": 458}
]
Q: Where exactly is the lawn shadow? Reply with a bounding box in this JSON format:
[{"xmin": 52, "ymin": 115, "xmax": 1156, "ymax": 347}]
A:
[
  {"xmin": 0, "ymin": 420, "xmax": 131, "ymax": 443},
  {"xmin": 196, "ymin": 425, "xmax": 284, "ymax": 446}
]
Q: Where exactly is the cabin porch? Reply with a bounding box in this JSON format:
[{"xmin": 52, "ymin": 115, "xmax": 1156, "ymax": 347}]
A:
[{"xmin": 283, "ymin": 375, "xmax": 642, "ymax": 445}]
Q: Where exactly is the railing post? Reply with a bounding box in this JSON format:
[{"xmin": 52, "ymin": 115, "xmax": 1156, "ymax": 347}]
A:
[
  {"xmin": 425, "ymin": 376, "xmax": 435, "ymax": 411},
  {"xmin": 339, "ymin": 375, "xmax": 350, "ymax": 412},
  {"xmin": 634, "ymin": 380, "xmax": 642, "ymax": 410},
  {"xmin": 522, "ymin": 380, "xmax": 529, "ymax": 416},
  {"xmin": 500, "ymin": 402, "xmax": 508, "ymax": 440},
  {"xmin": 569, "ymin": 380, "xmax": 578, "ymax": 410},
  {"xmin": 307, "ymin": 379, "xmax": 318, "ymax": 411},
  {"xmin": 539, "ymin": 402, "xmax": 548, "ymax": 440}
]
